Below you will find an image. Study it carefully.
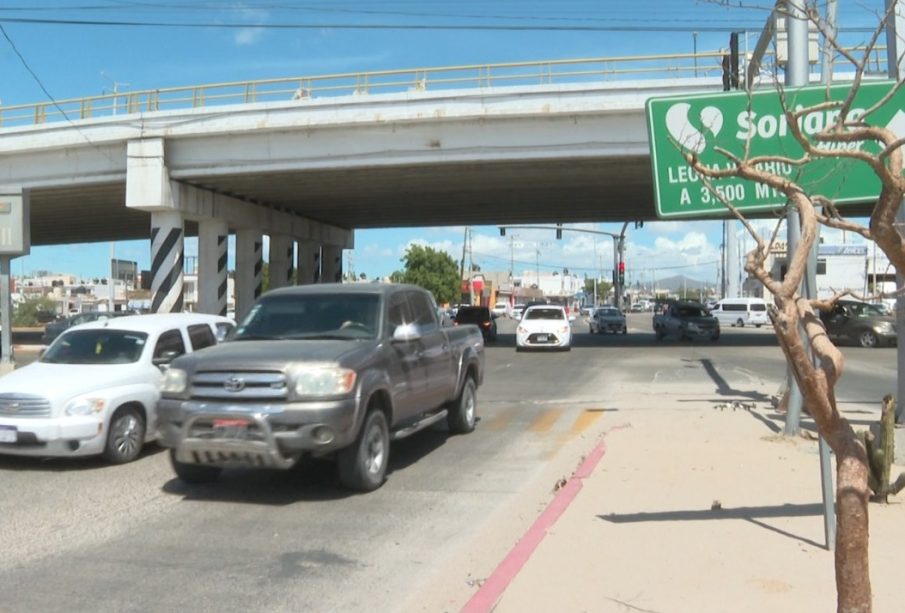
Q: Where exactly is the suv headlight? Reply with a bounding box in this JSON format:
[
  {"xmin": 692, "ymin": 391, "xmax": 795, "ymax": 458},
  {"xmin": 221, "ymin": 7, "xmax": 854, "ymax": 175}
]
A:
[
  {"xmin": 65, "ymin": 397, "xmax": 107, "ymax": 416},
  {"xmin": 161, "ymin": 368, "xmax": 188, "ymax": 394},
  {"xmin": 294, "ymin": 367, "xmax": 357, "ymax": 397}
]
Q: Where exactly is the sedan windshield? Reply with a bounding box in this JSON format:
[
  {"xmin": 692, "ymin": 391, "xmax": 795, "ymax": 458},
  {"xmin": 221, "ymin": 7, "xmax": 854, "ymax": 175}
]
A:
[
  {"xmin": 524, "ymin": 308, "xmax": 565, "ymax": 320},
  {"xmin": 42, "ymin": 330, "xmax": 148, "ymax": 364},
  {"xmin": 598, "ymin": 308, "xmax": 621, "ymax": 317},
  {"xmin": 235, "ymin": 293, "xmax": 380, "ymax": 340}
]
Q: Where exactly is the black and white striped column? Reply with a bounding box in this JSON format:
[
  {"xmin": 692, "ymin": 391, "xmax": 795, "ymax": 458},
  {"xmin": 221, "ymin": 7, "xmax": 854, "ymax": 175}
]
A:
[
  {"xmin": 235, "ymin": 228, "xmax": 263, "ymax": 321},
  {"xmin": 150, "ymin": 211, "xmax": 184, "ymax": 313},
  {"xmin": 198, "ymin": 219, "xmax": 229, "ymax": 316},
  {"xmin": 268, "ymin": 234, "xmax": 294, "ymax": 290},
  {"xmin": 296, "ymin": 240, "xmax": 321, "ymax": 285},
  {"xmin": 321, "ymin": 245, "xmax": 343, "ymax": 284}
]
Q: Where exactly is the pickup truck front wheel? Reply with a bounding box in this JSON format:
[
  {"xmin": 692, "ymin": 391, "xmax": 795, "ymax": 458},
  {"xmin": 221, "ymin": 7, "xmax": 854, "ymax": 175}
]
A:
[
  {"xmin": 338, "ymin": 410, "xmax": 389, "ymax": 492},
  {"xmin": 170, "ymin": 450, "xmax": 222, "ymax": 484},
  {"xmin": 447, "ymin": 377, "xmax": 477, "ymax": 434}
]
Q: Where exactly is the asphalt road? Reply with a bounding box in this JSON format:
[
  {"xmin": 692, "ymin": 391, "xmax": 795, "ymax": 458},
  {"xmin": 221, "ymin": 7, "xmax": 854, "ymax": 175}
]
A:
[{"xmin": 0, "ymin": 314, "xmax": 896, "ymax": 612}]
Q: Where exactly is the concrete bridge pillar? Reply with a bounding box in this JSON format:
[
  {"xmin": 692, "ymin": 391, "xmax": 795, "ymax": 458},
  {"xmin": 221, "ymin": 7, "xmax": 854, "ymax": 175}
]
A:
[
  {"xmin": 321, "ymin": 245, "xmax": 343, "ymax": 284},
  {"xmin": 150, "ymin": 210, "xmax": 185, "ymax": 313},
  {"xmin": 269, "ymin": 234, "xmax": 294, "ymax": 290},
  {"xmin": 235, "ymin": 229, "xmax": 263, "ymax": 321},
  {"xmin": 198, "ymin": 219, "xmax": 229, "ymax": 316},
  {"xmin": 296, "ymin": 240, "xmax": 321, "ymax": 284}
]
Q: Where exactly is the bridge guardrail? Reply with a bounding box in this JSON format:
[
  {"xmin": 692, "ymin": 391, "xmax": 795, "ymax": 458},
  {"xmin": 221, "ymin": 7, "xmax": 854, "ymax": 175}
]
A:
[{"xmin": 0, "ymin": 48, "xmax": 888, "ymax": 128}]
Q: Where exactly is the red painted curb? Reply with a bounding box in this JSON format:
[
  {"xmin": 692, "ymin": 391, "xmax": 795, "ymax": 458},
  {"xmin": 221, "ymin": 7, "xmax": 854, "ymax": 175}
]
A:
[{"xmin": 460, "ymin": 425, "xmax": 627, "ymax": 613}]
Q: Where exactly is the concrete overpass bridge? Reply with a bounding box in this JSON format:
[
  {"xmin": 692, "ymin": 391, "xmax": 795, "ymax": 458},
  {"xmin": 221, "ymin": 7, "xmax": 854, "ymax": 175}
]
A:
[{"xmin": 0, "ymin": 52, "xmax": 880, "ymax": 318}]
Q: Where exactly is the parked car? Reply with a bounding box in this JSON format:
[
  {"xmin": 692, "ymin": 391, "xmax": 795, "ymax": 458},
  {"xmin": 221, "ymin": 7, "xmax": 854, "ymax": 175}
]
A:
[
  {"xmin": 516, "ymin": 304, "xmax": 572, "ymax": 351},
  {"xmin": 710, "ymin": 297, "xmax": 769, "ymax": 328},
  {"xmin": 491, "ymin": 301, "xmax": 510, "ymax": 318},
  {"xmin": 455, "ymin": 306, "xmax": 497, "ymax": 342},
  {"xmin": 652, "ymin": 300, "xmax": 720, "ymax": 341},
  {"xmin": 41, "ymin": 310, "xmax": 128, "ymax": 345},
  {"xmin": 0, "ymin": 313, "xmax": 235, "ymax": 463},
  {"xmin": 820, "ymin": 300, "xmax": 897, "ymax": 348},
  {"xmin": 590, "ymin": 306, "xmax": 627, "ymax": 334},
  {"xmin": 157, "ymin": 284, "xmax": 485, "ymax": 492}
]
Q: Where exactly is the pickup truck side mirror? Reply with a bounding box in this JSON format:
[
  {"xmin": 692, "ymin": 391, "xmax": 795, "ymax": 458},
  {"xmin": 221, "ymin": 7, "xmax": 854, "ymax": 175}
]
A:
[
  {"xmin": 392, "ymin": 323, "xmax": 422, "ymax": 343},
  {"xmin": 152, "ymin": 350, "xmax": 182, "ymax": 368}
]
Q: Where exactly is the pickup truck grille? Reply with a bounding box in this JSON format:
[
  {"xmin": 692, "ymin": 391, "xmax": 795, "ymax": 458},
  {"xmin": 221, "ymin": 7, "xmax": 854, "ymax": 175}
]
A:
[
  {"xmin": 0, "ymin": 394, "xmax": 51, "ymax": 417},
  {"xmin": 190, "ymin": 371, "xmax": 288, "ymax": 401}
]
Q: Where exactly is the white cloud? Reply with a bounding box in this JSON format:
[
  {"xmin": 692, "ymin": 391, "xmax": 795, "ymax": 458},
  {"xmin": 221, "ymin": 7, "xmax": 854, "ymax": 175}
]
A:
[{"xmin": 232, "ymin": 7, "xmax": 269, "ymax": 46}]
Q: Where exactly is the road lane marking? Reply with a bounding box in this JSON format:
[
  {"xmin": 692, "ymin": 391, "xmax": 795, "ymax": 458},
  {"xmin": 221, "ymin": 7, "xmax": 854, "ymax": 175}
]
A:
[
  {"xmin": 569, "ymin": 408, "xmax": 605, "ymax": 436},
  {"xmin": 528, "ymin": 408, "xmax": 563, "ymax": 433},
  {"xmin": 481, "ymin": 407, "xmax": 520, "ymax": 431}
]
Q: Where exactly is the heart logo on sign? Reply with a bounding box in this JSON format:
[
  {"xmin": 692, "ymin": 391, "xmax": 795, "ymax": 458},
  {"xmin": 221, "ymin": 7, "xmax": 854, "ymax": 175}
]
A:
[{"xmin": 665, "ymin": 103, "xmax": 723, "ymax": 154}]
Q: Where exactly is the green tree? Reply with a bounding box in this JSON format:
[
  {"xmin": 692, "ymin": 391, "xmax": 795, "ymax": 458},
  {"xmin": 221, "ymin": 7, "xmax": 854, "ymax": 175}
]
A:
[
  {"xmin": 396, "ymin": 244, "xmax": 460, "ymax": 304},
  {"xmin": 14, "ymin": 296, "xmax": 57, "ymax": 327},
  {"xmin": 583, "ymin": 278, "xmax": 612, "ymax": 303}
]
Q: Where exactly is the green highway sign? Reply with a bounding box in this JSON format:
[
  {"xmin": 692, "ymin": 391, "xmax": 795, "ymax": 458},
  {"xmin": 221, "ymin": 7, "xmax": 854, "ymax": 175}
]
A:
[{"xmin": 646, "ymin": 81, "xmax": 905, "ymax": 218}]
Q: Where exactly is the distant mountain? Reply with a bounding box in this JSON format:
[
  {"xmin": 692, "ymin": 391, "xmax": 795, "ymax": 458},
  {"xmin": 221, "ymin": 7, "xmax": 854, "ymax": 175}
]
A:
[{"xmin": 653, "ymin": 275, "xmax": 715, "ymax": 293}]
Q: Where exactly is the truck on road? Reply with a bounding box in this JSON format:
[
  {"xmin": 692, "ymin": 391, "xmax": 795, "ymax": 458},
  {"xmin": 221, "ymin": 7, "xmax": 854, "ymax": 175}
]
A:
[
  {"xmin": 157, "ymin": 283, "xmax": 485, "ymax": 491},
  {"xmin": 652, "ymin": 300, "xmax": 720, "ymax": 342}
]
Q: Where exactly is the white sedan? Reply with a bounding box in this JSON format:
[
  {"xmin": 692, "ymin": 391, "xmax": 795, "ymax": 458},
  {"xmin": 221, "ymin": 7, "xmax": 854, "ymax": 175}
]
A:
[
  {"xmin": 0, "ymin": 313, "xmax": 234, "ymax": 463},
  {"xmin": 516, "ymin": 305, "xmax": 572, "ymax": 351}
]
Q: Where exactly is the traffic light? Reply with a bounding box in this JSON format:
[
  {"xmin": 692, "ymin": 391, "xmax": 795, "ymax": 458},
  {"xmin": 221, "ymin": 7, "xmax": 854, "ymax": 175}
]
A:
[
  {"xmin": 555, "ymin": 223, "xmax": 562, "ymax": 240},
  {"xmin": 499, "ymin": 227, "xmax": 506, "ymax": 237},
  {"xmin": 618, "ymin": 261, "xmax": 625, "ymax": 285}
]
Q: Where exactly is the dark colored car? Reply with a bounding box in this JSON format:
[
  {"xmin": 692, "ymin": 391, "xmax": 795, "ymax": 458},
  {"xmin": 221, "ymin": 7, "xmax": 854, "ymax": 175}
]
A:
[
  {"xmin": 820, "ymin": 300, "xmax": 897, "ymax": 348},
  {"xmin": 41, "ymin": 311, "xmax": 127, "ymax": 345},
  {"xmin": 454, "ymin": 306, "xmax": 497, "ymax": 342}
]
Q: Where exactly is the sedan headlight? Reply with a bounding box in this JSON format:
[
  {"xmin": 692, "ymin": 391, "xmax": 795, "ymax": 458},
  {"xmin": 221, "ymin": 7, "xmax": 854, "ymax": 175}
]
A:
[
  {"xmin": 876, "ymin": 321, "xmax": 895, "ymax": 333},
  {"xmin": 517, "ymin": 325, "xmax": 527, "ymax": 334},
  {"xmin": 294, "ymin": 367, "xmax": 357, "ymax": 397},
  {"xmin": 558, "ymin": 326, "xmax": 570, "ymax": 335},
  {"xmin": 687, "ymin": 323, "xmax": 700, "ymax": 332},
  {"xmin": 161, "ymin": 368, "xmax": 188, "ymax": 394},
  {"xmin": 65, "ymin": 397, "xmax": 107, "ymax": 416}
]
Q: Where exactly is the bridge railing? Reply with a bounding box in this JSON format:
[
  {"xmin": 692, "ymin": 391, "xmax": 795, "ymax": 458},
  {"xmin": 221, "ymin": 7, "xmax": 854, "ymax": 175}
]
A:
[{"xmin": 0, "ymin": 47, "xmax": 888, "ymax": 128}]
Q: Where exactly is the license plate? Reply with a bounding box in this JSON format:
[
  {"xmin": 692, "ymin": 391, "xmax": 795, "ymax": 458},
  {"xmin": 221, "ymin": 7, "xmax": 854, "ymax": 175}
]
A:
[
  {"xmin": 0, "ymin": 425, "xmax": 17, "ymax": 443},
  {"xmin": 212, "ymin": 418, "xmax": 250, "ymax": 439},
  {"xmin": 536, "ymin": 334, "xmax": 549, "ymax": 342}
]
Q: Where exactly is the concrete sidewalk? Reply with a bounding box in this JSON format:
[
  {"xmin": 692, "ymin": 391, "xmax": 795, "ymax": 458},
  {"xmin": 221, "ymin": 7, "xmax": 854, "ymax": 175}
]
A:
[{"xmin": 405, "ymin": 385, "xmax": 905, "ymax": 613}]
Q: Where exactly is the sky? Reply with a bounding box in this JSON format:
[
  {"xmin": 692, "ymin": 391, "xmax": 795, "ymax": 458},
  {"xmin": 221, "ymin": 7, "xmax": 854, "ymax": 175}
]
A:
[{"xmin": 0, "ymin": 0, "xmax": 892, "ymax": 286}]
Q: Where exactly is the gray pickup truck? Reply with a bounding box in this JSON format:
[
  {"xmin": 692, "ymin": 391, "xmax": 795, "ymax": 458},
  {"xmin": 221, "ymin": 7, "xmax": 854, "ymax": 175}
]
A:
[
  {"xmin": 652, "ymin": 300, "xmax": 720, "ymax": 341},
  {"xmin": 157, "ymin": 283, "xmax": 484, "ymax": 491}
]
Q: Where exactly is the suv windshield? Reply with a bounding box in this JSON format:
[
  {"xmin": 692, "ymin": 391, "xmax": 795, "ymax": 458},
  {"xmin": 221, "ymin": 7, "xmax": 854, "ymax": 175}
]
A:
[
  {"xmin": 235, "ymin": 293, "xmax": 380, "ymax": 340},
  {"xmin": 42, "ymin": 329, "xmax": 148, "ymax": 364},
  {"xmin": 597, "ymin": 308, "xmax": 621, "ymax": 317}
]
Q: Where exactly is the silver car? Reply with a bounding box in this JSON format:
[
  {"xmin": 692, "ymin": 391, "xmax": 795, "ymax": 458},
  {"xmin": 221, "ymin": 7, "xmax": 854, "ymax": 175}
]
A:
[{"xmin": 589, "ymin": 306, "xmax": 627, "ymax": 335}]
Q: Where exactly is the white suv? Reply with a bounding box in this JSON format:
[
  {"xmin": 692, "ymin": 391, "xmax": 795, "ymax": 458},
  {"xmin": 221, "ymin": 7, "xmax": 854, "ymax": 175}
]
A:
[{"xmin": 0, "ymin": 313, "xmax": 234, "ymax": 463}]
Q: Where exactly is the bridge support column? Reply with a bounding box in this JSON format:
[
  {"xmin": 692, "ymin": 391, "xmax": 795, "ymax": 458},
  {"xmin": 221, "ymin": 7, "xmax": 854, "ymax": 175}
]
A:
[
  {"xmin": 198, "ymin": 219, "xmax": 229, "ymax": 316},
  {"xmin": 321, "ymin": 245, "xmax": 343, "ymax": 284},
  {"xmin": 296, "ymin": 240, "xmax": 321, "ymax": 284},
  {"xmin": 269, "ymin": 235, "xmax": 294, "ymax": 290},
  {"xmin": 235, "ymin": 229, "xmax": 263, "ymax": 321},
  {"xmin": 150, "ymin": 211, "xmax": 185, "ymax": 313}
]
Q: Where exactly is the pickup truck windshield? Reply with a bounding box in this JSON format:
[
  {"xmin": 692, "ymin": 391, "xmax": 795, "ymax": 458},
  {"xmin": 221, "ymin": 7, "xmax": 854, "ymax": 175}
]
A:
[
  {"xmin": 41, "ymin": 330, "xmax": 148, "ymax": 364},
  {"xmin": 235, "ymin": 293, "xmax": 380, "ymax": 340}
]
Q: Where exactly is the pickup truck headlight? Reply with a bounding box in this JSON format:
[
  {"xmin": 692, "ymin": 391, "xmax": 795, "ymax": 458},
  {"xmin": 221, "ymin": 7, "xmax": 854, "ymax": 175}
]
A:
[
  {"xmin": 65, "ymin": 398, "xmax": 107, "ymax": 416},
  {"xmin": 294, "ymin": 367, "xmax": 357, "ymax": 397},
  {"xmin": 161, "ymin": 368, "xmax": 188, "ymax": 394}
]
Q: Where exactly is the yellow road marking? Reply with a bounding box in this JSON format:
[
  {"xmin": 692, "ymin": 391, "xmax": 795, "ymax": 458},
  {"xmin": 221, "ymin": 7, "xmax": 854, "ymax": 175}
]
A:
[
  {"xmin": 482, "ymin": 407, "xmax": 520, "ymax": 431},
  {"xmin": 529, "ymin": 408, "xmax": 564, "ymax": 433},
  {"xmin": 570, "ymin": 409, "xmax": 605, "ymax": 435}
]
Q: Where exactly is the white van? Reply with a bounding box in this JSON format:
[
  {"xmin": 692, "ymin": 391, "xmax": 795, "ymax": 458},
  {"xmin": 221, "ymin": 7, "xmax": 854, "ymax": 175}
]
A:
[{"xmin": 710, "ymin": 297, "xmax": 770, "ymax": 328}]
